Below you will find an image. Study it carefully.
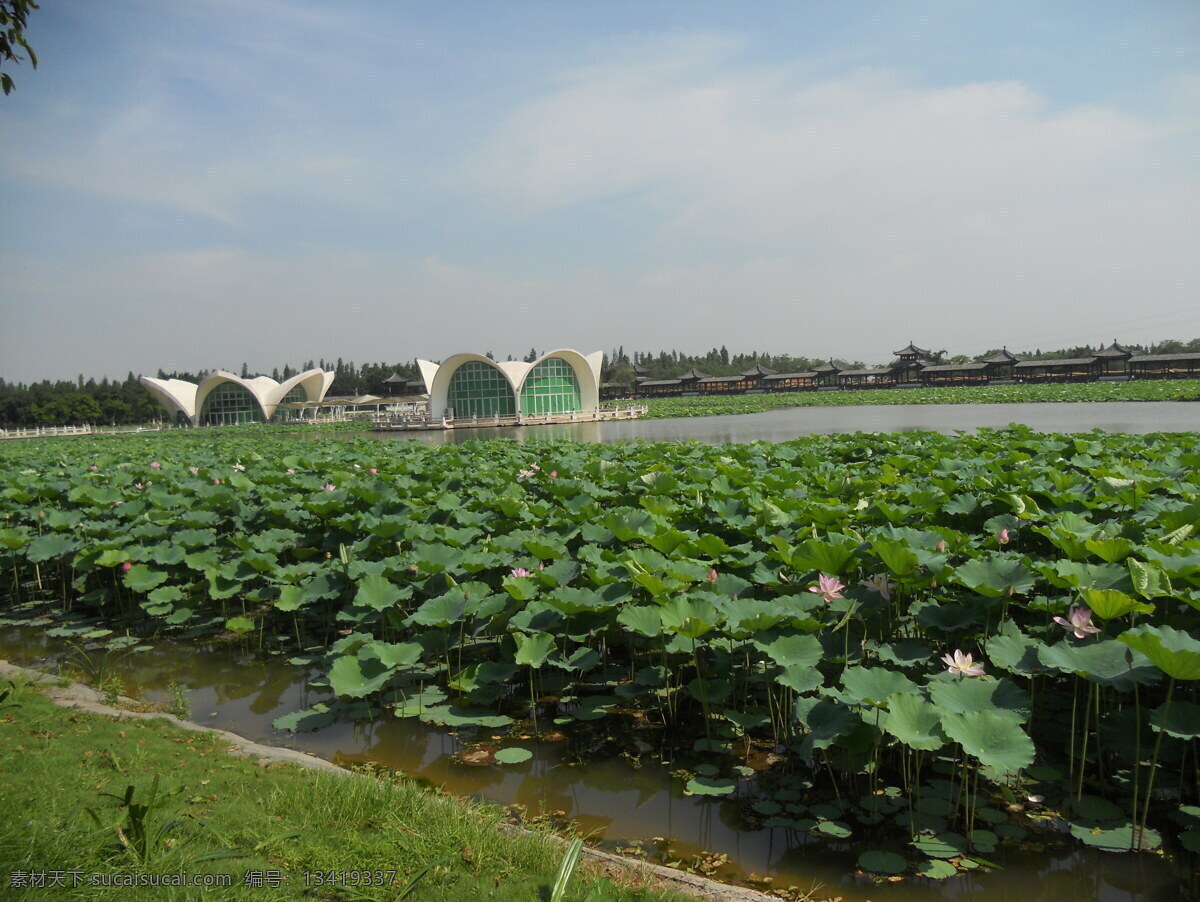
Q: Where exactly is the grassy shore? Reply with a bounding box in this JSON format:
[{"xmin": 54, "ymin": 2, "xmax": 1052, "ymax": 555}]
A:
[
  {"xmin": 0, "ymin": 677, "xmax": 689, "ymax": 902},
  {"xmin": 635, "ymin": 378, "xmax": 1200, "ymax": 419}
]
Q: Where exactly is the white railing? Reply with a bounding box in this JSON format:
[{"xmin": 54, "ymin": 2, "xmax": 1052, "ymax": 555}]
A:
[
  {"xmin": 0, "ymin": 423, "xmax": 182, "ymax": 440},
  {"xmin": 372, "ymin": 405, "xmax": 647, "ymax": 432}
]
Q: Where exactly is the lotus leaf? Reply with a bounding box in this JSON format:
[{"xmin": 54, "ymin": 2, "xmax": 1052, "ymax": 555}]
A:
[
  {"xmin": 1149, "ymin": 700, "xmax": 1200, "ymax": 738},
  {"xmin": 1117, "ymin": 624, "xmax": 1200, "ymax": 680},
  {"xmin": 883, "ymin": 692, "xmax": 945, "ymax": 751},
  {"xmin": 354, "ymin": 575, "xmax": 405, "ymax": 611},
  {"xmin": 927, "ymin": 677, "xmax": 1030, "ymax": 721},
  {"xmin": 954, "ymin": 555, "xmax": 1035, "ymax": 598},
  {"xmin": 985, "ymin": 621, "xmax": 1041, "ymax": 676},
  {"xmin": 1078, "ymin": 588, "xmax": 1149, "ymax": 620},
  {"xmin": 753, "ymin": 632, "xmax": 822, "ymax": 668},
  {"xmin": 686, "ymin": 776, "xmax": 736, "ymax": 796},
  {"xmin": 513, "ymin": 632, "xmax": 555, "ymax": 668},
  {"xmin": 122, "ymin": 564, "xmax": 168, "ymax": 593},
  {"xmin": 494, "ymin": 747, "xmax": 532, "ymax": 765},
  {"xmin": 25, "ymin": 533, "xmax": 78, "ymax": 562},
  {"xmin": 1038, "ymin": 638, "xmax": 1160, "ymax": 689},
  {"xmin": 941, "ymin": 710, "xmax": 1034, "ymax": 773}
]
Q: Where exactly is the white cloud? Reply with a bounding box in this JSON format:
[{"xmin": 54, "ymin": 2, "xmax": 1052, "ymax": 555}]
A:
[{"xmin": 458, "ymin": 35, "xmax": 1199, "ymax": 359}]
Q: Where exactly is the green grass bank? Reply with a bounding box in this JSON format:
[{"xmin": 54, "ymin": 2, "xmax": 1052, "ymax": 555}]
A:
[{"xmin": 0, "ymin": 677, "xmax": 692, "ymax": 902}]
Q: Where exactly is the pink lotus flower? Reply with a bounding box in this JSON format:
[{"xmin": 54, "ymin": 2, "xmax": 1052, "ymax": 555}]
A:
[
  {"xmin": 707, "ymin": 568, "xmax": 719, "ymax": 582},
  {"xmin": 1053, "ymin": 606, "xmax": 1102, "ymax": 639},
  {"xmin": 324, "ymin": 483, "xmax": 336, "ymax": 491},
  {"xmin": 88, "ymin": 465, "xmax": 98, "ymax": 472},
  {"xmin": 517, "ymin": 468, "xmax": 536, "ymax": 479},
  {"xmin": 510, "ymin": 567, "xmax": 532, "ymax": 578},
  {"xmin": 549, "ymin": 470, "xmax": 558, "ymax": 479},
  {"xmin": 369, "ymin": 467, "xmax": 377, "ymax": 475},
  {"xmin": 150, "ymin": 461, "xmax": 161, "ymax": 469},
  {"xmin": 286, "ymin": 468, "xmax": 295, "ymax": 475},
  {"xmin": 188, "ymin": 466, "xmax": 199, "ymax": 475},
  {"xmin": 133, "ymin": 482, "xmax": 144, "ymax": 490},
  {"xmin": 997, "ymin": 528, "xmax": 1013, "ymax": 545},
  {"xmin": 859, "ymin": 573, "xmax": 894, "ymax": 601},
  {"xmin": 808, "ymin": 573, "xmax": 846, "ymax": 603},
  {"xmin": 121, "ymin": 562, "xmax": 132, "ymax": 572},
  {"xmin": 213, "ymin": 478, "xmax": 222, "ymax": 485},
  {"xmin": 942, "ymin": 649, "xmax": 986, "ymax": 677},
  {"xmin": 232, "ymin": 463, "xmax": 246, "ymax": 471},
  {"xmin": 935, "ymin": 540, "xmax": 946, "ymax": 553}
]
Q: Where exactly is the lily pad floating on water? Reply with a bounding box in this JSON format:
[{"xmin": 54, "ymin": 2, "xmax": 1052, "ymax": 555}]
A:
[
  {"xmin": 857, "ymin": 850, "xmax": 907, "ymax": 875},
  {"xmin": 1070, "ymin": 822, "xmax": 1161, "ymax": 852},
  {"xmin": 685, "ymin": 776, "xmax": 736, "ymax": 796},
  {"xmin": 912, "ymin": 831, "xmax": 967, "ymax": 860},
  {"xmin": 494, "ymin": 747, "xmax": 532, "ymax": 765},
  {"xmin": 225, "ymin": 615, "xmax": 255, "ymax": 634},
  {"xmin": 918, "ymin": 859, "xmax": 958, "ymax": 880}
]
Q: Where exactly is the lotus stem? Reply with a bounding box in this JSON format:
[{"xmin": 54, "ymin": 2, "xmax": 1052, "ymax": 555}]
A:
[
  {"xmin": 1076, "ymin": 681, "xmax": 1095, "ymax": 801},
  {"xmin": 1138, "ymin": 676, "xmax": 1174, "ymax": 848},
  {"xmin": 1130, "ymin": 682, "xmax": 1141, "ymax": 830}
]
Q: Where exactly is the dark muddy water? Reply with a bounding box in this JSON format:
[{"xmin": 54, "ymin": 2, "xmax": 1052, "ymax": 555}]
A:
[{"xmin": 1, "ymin": 630, "xmax": 1191, "ymax": 902}]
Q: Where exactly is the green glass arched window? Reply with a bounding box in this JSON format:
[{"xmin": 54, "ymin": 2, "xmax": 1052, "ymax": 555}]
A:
[
  {"xmin": 272, "ymin": 385, "xmax": 308, "ymax": 421},
  {"xmin": 520, "ymin": 357, "xmax": 581, "ymax": 415},
  {"xmin": 446, "ymin": 361, "xmax": 516, "ymax": 418},
  {"xmin": 198, "ymin": 382, "xmax": 266, "ymax": 426}
]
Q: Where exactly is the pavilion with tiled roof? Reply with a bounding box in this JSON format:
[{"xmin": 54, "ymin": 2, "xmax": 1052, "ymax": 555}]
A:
[{"xmin": 1094, "ymin": 340, "xmax": 1135, "ymax": 377}]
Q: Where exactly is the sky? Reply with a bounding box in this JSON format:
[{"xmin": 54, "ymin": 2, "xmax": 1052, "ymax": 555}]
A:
[{"xmin": 1, "ymin": 0, "xmax": 1198, "ymax": 383}]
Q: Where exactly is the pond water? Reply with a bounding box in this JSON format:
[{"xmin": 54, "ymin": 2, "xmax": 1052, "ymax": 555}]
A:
[
  {"xmin": 360, "ymin": 402, "xmax": 1200, "ymax": 446},
  {"xmin": 1, "ymin": 629, "xmax": 1192, "ymax": 902}
]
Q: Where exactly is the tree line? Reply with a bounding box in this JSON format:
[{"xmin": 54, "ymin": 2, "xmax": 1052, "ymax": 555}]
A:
[{"xmin": 2, "ymin": 338, "xmax": 1198, "ymax": 427}]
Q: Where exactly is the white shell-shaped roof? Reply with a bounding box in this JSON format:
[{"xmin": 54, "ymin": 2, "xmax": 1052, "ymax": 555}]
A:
[
  {"xmin": 139, "ymin": 368, "xmax": 334, "ymax": 426},
  {"xmin": 419, "ymin": 350, "xmax": 603, "ymax": 416}
]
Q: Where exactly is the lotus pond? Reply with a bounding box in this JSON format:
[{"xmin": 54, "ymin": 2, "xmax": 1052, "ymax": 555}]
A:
[{"xmin": 1, "ymin": 428, "xmax": 1199, "ymax": 898}]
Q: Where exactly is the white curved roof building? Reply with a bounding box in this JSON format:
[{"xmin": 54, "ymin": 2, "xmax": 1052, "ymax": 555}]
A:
[
  {"xmin": 140, "ymin": 369, "xmax": 335, "ymax": 427},
  {"xmin": 419, "ymin": 350, "xmax": 603, "ymax": 418}
]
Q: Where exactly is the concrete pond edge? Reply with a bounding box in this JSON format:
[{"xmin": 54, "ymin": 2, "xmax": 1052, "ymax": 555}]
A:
[{"xmin": 0, "ymin": 659, "xmax": 777, "ymax": 902}]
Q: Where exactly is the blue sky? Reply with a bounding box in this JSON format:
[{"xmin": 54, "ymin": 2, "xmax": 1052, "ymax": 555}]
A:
[{"xmin": 2, "ymin": 1, "xmax": 1198, "ymax": 382}]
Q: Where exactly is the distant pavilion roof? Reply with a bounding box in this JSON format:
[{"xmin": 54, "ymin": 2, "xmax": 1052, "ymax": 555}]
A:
[
  {"xmin": 893, "ymin": 342, "xmax": 930, "ymax": 357},
  {"xmin": 981, "ymin": 348, "xmax": 1021, "ymax": 364},
  {"xmin": 887, "ymin": 357, "xmax": 932, "ymax": 369},
  {"xmin": 638, "ymin": 379, "xmax": 682, "ymax": 387},
  {"xmin": 740, "ymin": 363, "xmax": 778, "ymax": 377},
  {"xmin": 698, "ymin": 375, "xmax": 743, "ymax": 383},
  {"xmin": 677, "ymin": 367, "xmax": 711, "ymax": 381},
  {"xmin": 382, "ymin": 372, "xmax": 408, "ymax": 384},
  {"xmin": 1095, "ymin": 340, "xmax": 1135, "ymax": 359},
  {"xmin": 812, "ymin": 359, "xmax": 841, "ymax": 374}
]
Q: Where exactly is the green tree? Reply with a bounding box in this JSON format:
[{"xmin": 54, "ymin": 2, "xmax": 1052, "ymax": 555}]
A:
[{"xmin": 2, "ymin": 1, "xmax": 39, "ymax": 95}]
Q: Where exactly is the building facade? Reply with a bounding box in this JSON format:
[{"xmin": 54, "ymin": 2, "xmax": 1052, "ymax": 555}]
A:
[
  {"xmin": 139, "ymin": 369, "xmax": 335, "ymax": 427},
  {"xmin": 419, "ymin": 350, "xmax": 603, "ymax": 419}
]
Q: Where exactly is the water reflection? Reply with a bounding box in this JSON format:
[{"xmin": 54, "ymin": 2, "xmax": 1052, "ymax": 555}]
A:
[{"xmin": 352, "ymin": 402, "xmax": 1200, "ymax": 447}]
